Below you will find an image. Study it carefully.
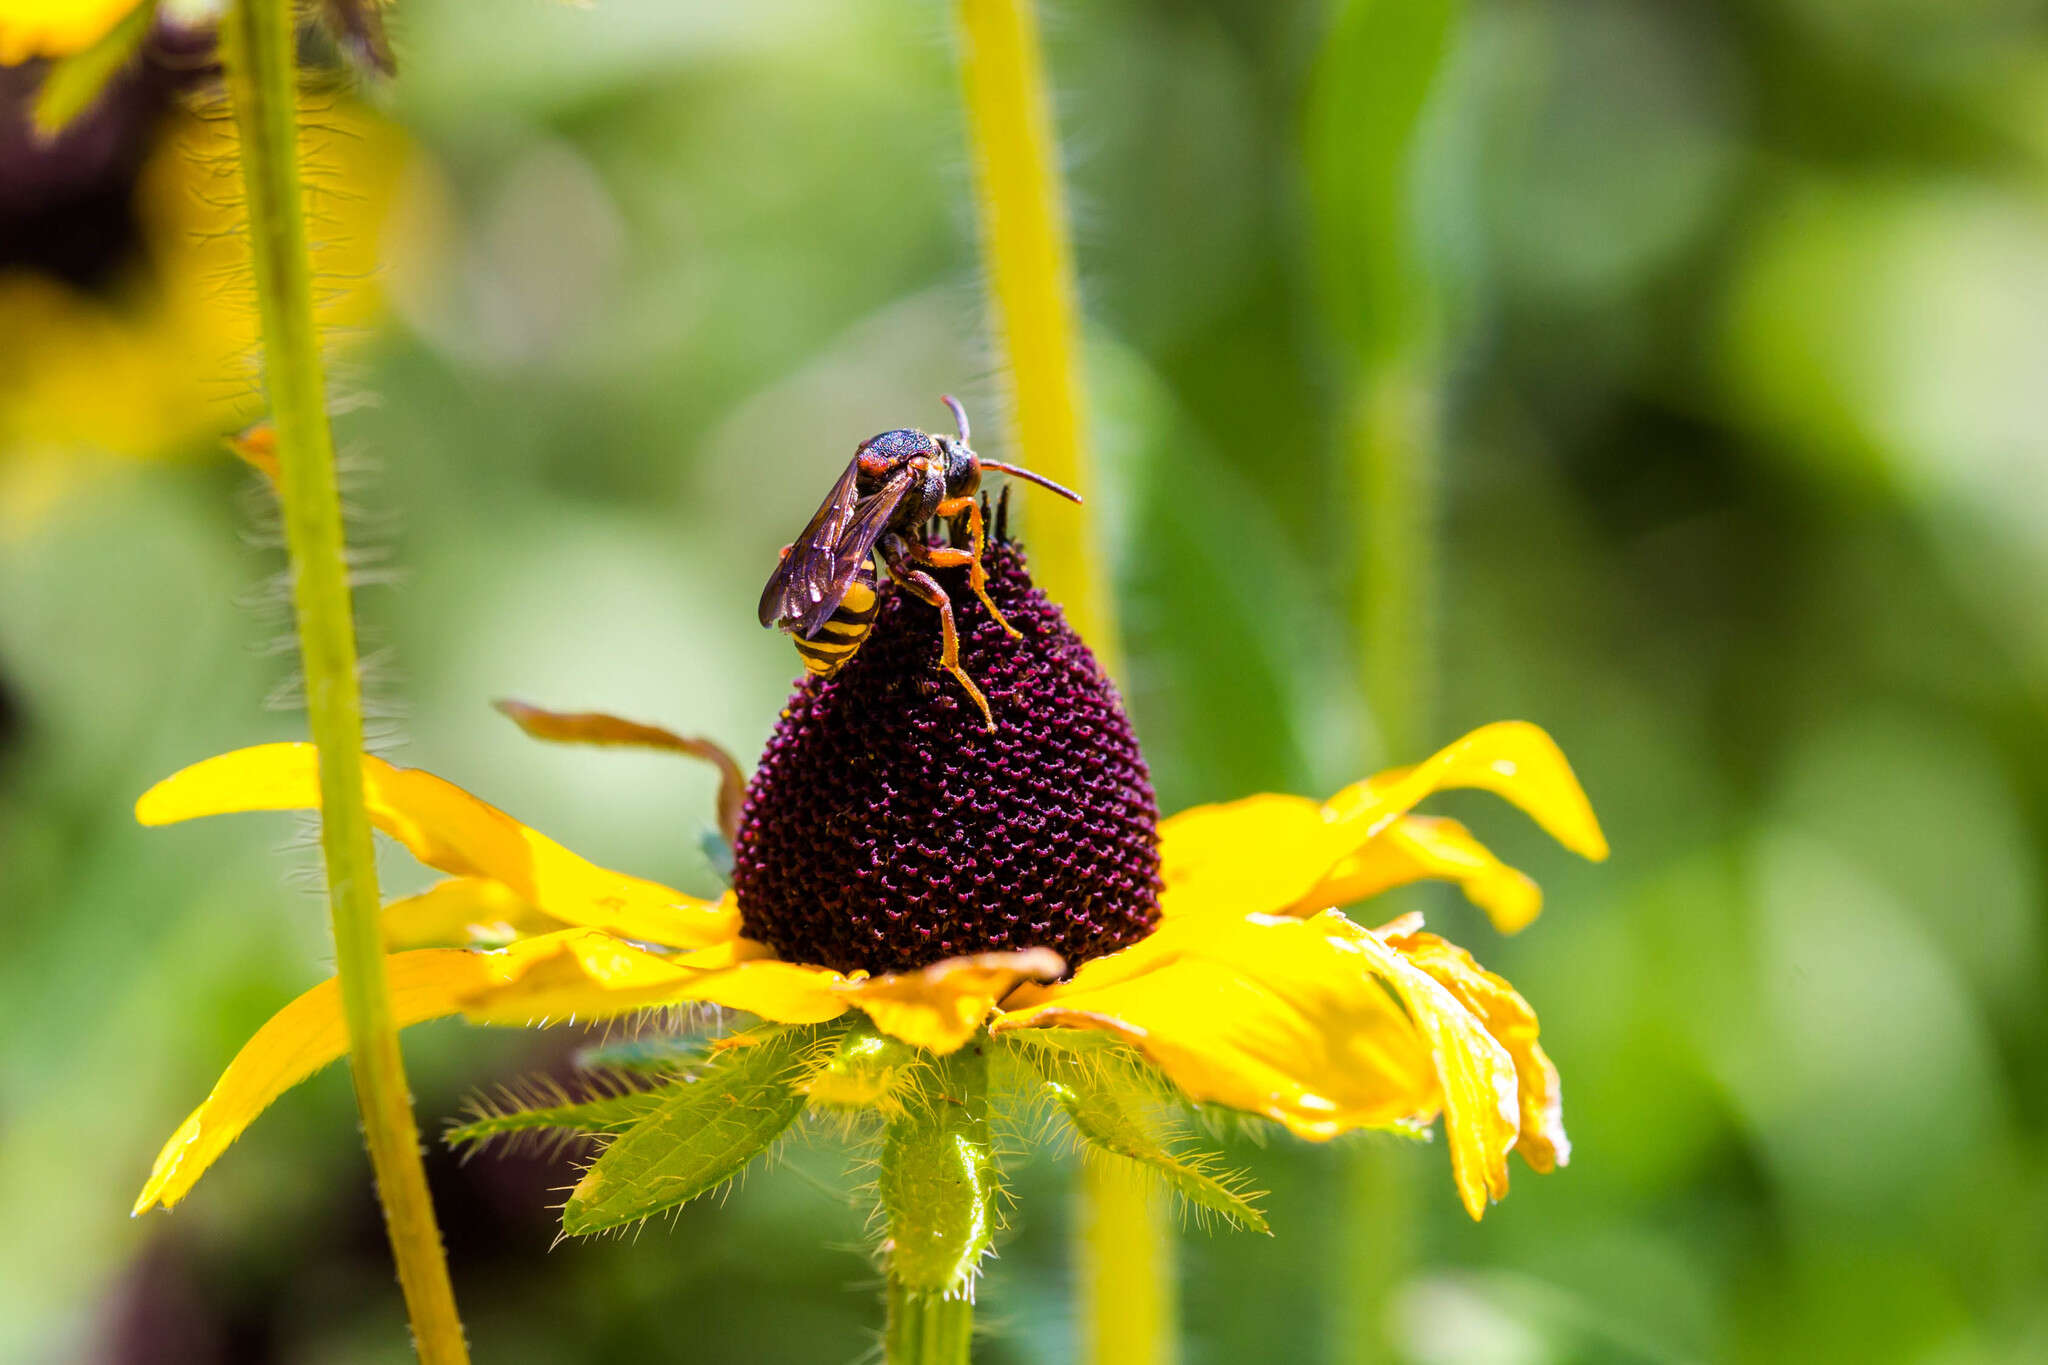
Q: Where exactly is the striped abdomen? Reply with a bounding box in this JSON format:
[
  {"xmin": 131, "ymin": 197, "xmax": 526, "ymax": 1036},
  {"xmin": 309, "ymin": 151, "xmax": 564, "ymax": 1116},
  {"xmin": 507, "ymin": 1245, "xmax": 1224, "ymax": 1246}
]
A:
[{"xmin": 794, "ymin": 570, "xmax": 879, "ymax": 677}]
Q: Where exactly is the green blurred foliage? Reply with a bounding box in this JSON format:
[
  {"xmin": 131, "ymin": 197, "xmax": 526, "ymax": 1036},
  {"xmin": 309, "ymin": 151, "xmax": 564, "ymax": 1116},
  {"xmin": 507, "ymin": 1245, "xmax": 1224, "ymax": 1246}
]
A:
[{"xmin": 4, "ymin": 0, "xmax": 2048, "ymax": 1362}]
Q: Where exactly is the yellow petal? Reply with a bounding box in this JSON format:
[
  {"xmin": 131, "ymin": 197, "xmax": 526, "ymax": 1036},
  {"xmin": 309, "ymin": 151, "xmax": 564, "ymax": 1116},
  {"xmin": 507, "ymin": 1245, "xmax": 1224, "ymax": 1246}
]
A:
[
  {"xmin": 137, "ymin": 743, "xmax": 737, "ymax": 949},
  {"xmin": 380, "ymin": 877, "xmax": 564, "ymax": 950},
  {"xmin": 1389, "ymin": 929, "xmax": 1569, "ymax": 1174},
  {"xmin": 844, "ymin": 949, "xmax": 1065, "ymax": 1054},
  {"xmin": 135, "ymin": 928, "xmax": 854, "ymax": 1213},
  {"xmin": 0, "ymin": 0, "xmax": 142, "ymax": 63},
  {"xmin": 133, "ymin": 938, "xmax": 570, "ymax": 1215},
  {"xmin": 1314, "ymin": 816, "xmax": 1543, "ymax": 934},
  {"xmin": 994, "ymin": 913, "xmax": 1441, "ymax": 1141},
  {"xmin": 456, "ymin": 929, "xmax": 851, "ymax": 1029},
  {"xmin": 1159, "ymin": 721, "xmax": 1606, "ymax": 922},
  {"xmin": 1344, "ymin": 927, "xmax": 1522, "ymax": 1219}
]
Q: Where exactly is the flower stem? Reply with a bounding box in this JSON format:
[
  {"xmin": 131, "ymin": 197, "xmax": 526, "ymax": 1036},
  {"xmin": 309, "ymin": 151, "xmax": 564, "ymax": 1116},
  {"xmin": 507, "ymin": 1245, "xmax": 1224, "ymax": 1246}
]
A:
[
  {"xmin": 951, "ymin": 4, "xmax": 1161, "ymax": 1362},
  {"xmin": 1077, "ymin": 1160, "xmax": 1176, "ymax": 1365},
  {"xmin": 952, "ymin": 0, "xmax": 1114, "ymax": 663},
  {"xmin": 219, "ymin": 4, "xmax": 468, "ymax": 1360},
  {"xmin": 885, "ymin": 1284, "xmax": 975, "ymax": 1365}
]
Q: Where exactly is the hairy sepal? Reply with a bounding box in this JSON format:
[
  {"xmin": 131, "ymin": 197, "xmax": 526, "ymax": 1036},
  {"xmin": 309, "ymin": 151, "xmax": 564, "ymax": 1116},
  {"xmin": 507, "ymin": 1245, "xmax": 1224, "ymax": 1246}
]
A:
[
  {"xmin": 1013, "ymin": 1032, "xmax": 1269, "ymax": 1234},
  {"xmin": 446, "ymin": 1084, "xmax": 675, "ymax": 1153},
  {"xmin": 560, "ymin": 1026, "xmax": 816, "ymax": 1235}
]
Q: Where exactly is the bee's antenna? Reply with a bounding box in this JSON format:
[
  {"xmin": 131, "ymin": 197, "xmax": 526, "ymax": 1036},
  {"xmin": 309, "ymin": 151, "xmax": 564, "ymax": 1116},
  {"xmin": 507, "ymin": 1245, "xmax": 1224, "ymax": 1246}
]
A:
[
  {"xmin": 978, "ymin": 460, "xmax": 1083, "ymax": 504},
  {"xmin": 939, "ymin": 394, "xmax": 971, "ymax": 444}
]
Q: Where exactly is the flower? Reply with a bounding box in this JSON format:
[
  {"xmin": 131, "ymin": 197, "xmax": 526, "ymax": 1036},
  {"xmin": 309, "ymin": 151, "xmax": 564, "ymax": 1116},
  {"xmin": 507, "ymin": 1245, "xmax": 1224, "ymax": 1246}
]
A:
[
  {"xmin": 131, "ymin": 533, "xmax": 1605, "ymax": 1236},
  {"xmin": 0, "ymin": 11, "xmax": 414, "ymax": 520}
]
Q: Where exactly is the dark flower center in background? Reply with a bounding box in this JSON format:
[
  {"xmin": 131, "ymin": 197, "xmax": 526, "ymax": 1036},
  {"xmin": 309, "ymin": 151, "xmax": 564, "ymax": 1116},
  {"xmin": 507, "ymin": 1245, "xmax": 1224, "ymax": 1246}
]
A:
[{"xmin": 733, "ymin": 533, "xmax": 1163, "ymax": 975}]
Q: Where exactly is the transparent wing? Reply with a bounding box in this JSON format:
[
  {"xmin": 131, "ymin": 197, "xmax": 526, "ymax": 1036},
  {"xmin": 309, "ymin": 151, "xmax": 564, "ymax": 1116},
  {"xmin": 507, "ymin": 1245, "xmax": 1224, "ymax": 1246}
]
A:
[
  {"xmin": 791, "ymin": 471, "xmax": 911, "ymax": 637},
  {"xmin": 758, "ymin": 456, "xmax": 863, "ymax": 628}
]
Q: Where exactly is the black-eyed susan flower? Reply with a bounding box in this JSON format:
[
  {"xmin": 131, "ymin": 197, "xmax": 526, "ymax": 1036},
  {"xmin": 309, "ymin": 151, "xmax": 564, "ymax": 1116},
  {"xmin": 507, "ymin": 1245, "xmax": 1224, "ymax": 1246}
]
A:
[
  {"xmin": 0, "ymin": 6, "xmax": 412, "ymax": 509},
  {"xmin": 131, "ymin": 527, "xmax": 1604, "ymax": 1340}
]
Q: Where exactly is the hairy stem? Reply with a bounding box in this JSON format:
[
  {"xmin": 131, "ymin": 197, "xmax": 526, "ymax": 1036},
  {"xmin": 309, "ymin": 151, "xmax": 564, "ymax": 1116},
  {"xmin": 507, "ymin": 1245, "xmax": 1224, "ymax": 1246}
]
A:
[
  {"xmin": 953, "ymin": 0, "xmax": 1113, "ymax": 660},
  {"xmin": 952, "ymin": 4, "xmax": 1161, "ymax": 1361},
  {"xmin": 219, "ymin": 3, "xmax": 468, "ymax": 1360}
]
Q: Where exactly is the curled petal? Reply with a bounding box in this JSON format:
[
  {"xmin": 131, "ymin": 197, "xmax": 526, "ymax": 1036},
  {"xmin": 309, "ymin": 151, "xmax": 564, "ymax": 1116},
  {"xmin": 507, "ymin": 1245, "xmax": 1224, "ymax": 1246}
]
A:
[
  {"xmin": 494, "ymin": 700, "xmax": 747, "ymax": 845},
  {"xmin": 994, "ymin": 913, "xmax": 1440, "ymax": 1141},
  {"xmin": 1314, "ymin": 816, "xmax": 1542, "ymax": 934},
  {"xmin": 1159, "ymin": 721, "xmax": 1606, "ymax": 923},
  {"xmin": 845, "ymin": 948, "xmax": 1065, "ymax": 1054},
  {"xmin": 1344, "ymin": 927, "xmax": 1521, "ymax": 1219},
  {"xmin": 1388, "ymin": 929, "xmax": 1568, "ymax": 1173},
  {"xmin": 137, "ymin": 743, "xmax": 738, "ymax": 949},
  {"xmin": 380, "ymin": 877, "xmax": 563, "ymax": 950}
]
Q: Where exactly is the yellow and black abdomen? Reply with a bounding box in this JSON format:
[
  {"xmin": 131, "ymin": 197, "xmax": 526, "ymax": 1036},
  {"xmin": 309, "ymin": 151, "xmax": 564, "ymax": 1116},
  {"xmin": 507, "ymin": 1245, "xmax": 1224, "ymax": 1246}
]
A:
[{"xmin": 794, "ymin": 569, "xmax": 880, "ymax": 677}]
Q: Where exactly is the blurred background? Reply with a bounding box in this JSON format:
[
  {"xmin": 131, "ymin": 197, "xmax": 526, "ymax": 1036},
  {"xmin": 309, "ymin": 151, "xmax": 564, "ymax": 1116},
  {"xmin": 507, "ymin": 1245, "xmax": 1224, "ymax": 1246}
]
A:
[{"xmin": 5, "ymin": 0, "xmax": 2047, "ymax": 1361}]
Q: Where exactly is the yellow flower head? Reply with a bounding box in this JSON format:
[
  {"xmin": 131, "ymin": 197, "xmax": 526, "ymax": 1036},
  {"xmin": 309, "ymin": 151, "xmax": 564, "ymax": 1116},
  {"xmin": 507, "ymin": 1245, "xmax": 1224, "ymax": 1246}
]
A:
[{"xmin": 131, "ymin": 532, "xmax": 1606, "ymax": 1244}]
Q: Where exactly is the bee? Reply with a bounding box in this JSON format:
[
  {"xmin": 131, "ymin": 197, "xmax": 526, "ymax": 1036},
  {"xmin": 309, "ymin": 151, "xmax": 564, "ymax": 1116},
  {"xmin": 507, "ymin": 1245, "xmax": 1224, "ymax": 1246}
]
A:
[{"xmin": 758, "ymin": 395, "xmax": 1082, "ymax": 728}]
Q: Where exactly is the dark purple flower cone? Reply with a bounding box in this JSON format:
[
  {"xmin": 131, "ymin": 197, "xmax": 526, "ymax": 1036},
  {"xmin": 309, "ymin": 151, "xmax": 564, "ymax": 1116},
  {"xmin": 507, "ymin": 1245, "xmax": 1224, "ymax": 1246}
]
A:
[{"xmin": 732, "ymin": 537, "xmax": 1162, "ymax": 976}]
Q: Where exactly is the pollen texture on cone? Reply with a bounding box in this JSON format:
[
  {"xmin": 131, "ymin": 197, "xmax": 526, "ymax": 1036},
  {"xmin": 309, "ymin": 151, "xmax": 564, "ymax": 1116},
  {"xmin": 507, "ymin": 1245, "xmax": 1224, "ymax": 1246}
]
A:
[{"xmin": 733, "ymin": 538, "xmax": 1162, "ymax": 976}]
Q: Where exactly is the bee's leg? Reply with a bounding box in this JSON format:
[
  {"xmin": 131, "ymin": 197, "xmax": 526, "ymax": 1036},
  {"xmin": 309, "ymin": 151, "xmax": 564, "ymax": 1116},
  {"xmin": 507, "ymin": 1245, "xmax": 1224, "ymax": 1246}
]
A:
[
  {"xmin": 882, "ymin": 537, "xmax": 995, "ymax": 729},
  {"xmin": 927, "ymin": 497, "xmax": 1020, "ymax": 639}
]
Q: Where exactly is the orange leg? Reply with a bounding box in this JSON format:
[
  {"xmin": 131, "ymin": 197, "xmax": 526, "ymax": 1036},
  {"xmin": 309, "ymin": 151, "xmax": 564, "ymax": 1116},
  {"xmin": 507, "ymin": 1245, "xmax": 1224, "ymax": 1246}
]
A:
[
  {"xmin": 929, "ymin": 496, "xmax": 1020, "ymax": 639},
  {"xmin": 883, "ymin": 541, "xmax": 995, "ymax": 729}
]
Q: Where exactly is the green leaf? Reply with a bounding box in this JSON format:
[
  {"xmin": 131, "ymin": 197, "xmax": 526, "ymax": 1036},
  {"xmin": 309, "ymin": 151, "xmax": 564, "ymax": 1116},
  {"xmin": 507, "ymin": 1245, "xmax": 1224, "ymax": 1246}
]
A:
[
  {"xmin": 32, "ymin": 0, "xmax": 158, "ymax": 140},
  {"xmin": 560, "ymin": 1029, "xmax": 811, "ymax": 1235},
  {"xmin": 1020, "ymin": 1040, "xmax": 1269, "ymax": 1234},
  {"xmin": 878, "ymin": 1040, "xmax": 997, "ymax": 1294},
  {"xmin": 446, "ymin": 1086, "xmax": 675, "ymax": 1150}
]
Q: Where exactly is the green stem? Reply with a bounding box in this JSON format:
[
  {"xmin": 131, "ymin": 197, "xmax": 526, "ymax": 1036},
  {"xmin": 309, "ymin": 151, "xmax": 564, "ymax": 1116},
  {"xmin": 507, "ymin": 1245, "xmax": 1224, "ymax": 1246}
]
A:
[
  {"xmin": 885, "ymin": 1284, "xmax": 975, "ymax": 1365},
  {"xmin": 219, "ymin": 4, "xmax": 468, "ymax": 1360},
  {"xmin": 951, "ymin": 5, "xmax": 1160, "ymax": 1361},
  {"xmin": 881, "ymin": 1040, "xmax": 992, "ymax": 1364}
]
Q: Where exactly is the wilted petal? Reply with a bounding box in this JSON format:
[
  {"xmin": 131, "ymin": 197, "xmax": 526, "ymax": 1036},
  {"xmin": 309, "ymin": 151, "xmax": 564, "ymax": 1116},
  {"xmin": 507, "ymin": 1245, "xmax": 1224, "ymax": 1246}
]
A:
[
  {"xmin": 994, "ymin": 913, "xmax": 1440, "ymax": 1141},
  {"xmin": 1346, "ymin": 926, "xmax": 1522, "ymax": 1219},
  {"xmin": 1386, "ymin": 928, "xmax": 1569, "ymax": 1174},
  {"xmin": 136, "ymin": 743, "xmax": 738, "ymax": 948},
  {"xmin": 845, "ymin": 949, "xmax": 1065, "ymax": 1054}
]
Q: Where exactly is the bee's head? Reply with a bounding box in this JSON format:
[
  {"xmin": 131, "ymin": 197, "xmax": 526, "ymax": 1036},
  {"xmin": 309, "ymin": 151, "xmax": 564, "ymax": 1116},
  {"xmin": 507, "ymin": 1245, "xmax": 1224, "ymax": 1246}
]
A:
[{"xmin": 857, "ymin": 428, "xmax": 935, "ymax": 470}]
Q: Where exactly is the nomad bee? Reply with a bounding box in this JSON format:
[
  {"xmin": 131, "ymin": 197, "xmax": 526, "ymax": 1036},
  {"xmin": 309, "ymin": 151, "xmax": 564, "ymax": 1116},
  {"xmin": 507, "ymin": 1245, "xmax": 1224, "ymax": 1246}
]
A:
[{"xmin": 758, "ymin": 395, "xmax": 1081, "ymax": 728}]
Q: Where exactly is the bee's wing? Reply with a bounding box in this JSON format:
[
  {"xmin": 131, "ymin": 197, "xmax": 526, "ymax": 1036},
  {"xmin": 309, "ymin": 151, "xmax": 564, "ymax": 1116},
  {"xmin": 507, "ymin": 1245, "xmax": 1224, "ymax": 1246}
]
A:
[
  {"xmin": 789, "ymin": 470, "xmax": 912, "ymax": 637},
  {"xmin": 758, "ymin": 456, "xmax": 864, "ymax": 628}
]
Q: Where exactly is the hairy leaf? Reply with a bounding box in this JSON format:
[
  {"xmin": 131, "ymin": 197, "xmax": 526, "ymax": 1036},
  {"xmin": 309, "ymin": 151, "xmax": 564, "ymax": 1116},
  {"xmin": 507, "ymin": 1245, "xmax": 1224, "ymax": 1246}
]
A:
[
  {"xmin": 878, "ymin": 1040, "xmax": 997, "ymax": 1293},
  {"xmin": 560, "ymin": 1029, "xmax": 810, "ymax": 1235}
]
